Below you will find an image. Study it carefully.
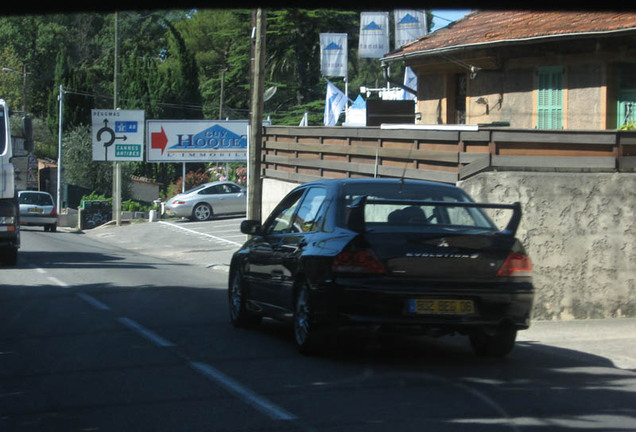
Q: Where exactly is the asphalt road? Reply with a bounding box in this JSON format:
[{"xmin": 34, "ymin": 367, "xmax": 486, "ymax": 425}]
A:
[
  {"xmin": 1, "ymin": 221, "xmax": 635, "ymax": 431},
  {"xmin": 84, "ymin": 217, "xmax": 636, "ymax": 372}
]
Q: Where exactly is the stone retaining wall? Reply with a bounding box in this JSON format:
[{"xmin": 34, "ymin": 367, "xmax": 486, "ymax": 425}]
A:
[{"xmin": 460, "ymin": 172, "xmax": 635, "ymax": 320}]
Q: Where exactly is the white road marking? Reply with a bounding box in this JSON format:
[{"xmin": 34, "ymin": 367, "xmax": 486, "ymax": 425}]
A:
[
  {"xmin": 48, "ymin": 276, "xmax": 70, "ymax": 288},
  {"xmin": 159, "ymin": 221, "xmax": 242, "ymax": 246},
  {"xmin": 76, "ymin": 293, "xmax": 111, "ymax": 311},
  {"xmin": 189, "ymin": 361, "xmax": 297, "ymax": 421},
  {"xmin": 117, "ymin": 317, "xmax": 175, "ymax": 347},
  {"xmin": 31, "ymin": 265, "xmax": 71, "ymax": 288}
]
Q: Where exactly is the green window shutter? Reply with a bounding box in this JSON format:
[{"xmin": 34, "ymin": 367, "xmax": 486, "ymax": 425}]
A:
[
  {"xmin": 537, "ymin": 67, "xmax": 564, "ymax": 129},
  {"xmin": 617, "ymin": 63, "xmax": 636, "ymax": 128},
  {"xmin": 618, "ymin": 96, "xmax": 636, "ymax": 129}
]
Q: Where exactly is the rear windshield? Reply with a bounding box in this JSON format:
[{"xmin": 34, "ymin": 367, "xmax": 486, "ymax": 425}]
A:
[
  {"xmin": 20, "ymin": 193, "xmax": 54, "ymax": 206},
  {"xmin": 341, "ymin": 182, "xmax": 497, "ymax": 233}
]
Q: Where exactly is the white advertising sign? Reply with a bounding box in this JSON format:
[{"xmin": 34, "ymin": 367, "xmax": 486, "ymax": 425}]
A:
[
  {"xmin": 394, "ymin": 9, "xmax": 427, "ymax": 48},
  {"xmin": 358, "ymin": 12, "xmax": 390, "ymax": 58},
  {"xmin": 320, "ymin": 33, "xmax": 348, "ymax": 78},
  {"xmin": 146, "ymin": 120, "xmax": 248, "ymax": 162},
  {"xmin": 91, "ymin": 110, "xmax": 145, "ymax": 161}
]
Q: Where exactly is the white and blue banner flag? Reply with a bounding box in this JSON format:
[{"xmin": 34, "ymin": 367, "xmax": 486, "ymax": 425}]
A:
[
  {"xmin": 324, "ymin": 81, "xmax": 347, "ymax": 126},
  {"xmin": 394, "ymin": 10, "xmax": 427, "ymax": 48},
  {"xmin": 403, "ymin": 66, "xmax": 417, "ymax": 100},
  {"xmin": 320, "ymin": 33, "xmax": 348, "ymax": 78},
  {"xmin": 358, "ymin": 12, "xmax": 389, "ymax": 58}
]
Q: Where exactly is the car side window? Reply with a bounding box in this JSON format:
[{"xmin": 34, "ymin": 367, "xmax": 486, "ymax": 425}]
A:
[
  {"xmin": 225, "ymin": 184, "xmax": 241, "ymax": 193},
  {"xmin": 201, "ymin": 185, "xmax": 222, "ymax": 195},
  {"xmin": 263, "ymin": 190, "xmax": 304, "ymax": 235},
  {"xmin": 293, "ymin": 187, "xmax": 326, "ymax": 233}
]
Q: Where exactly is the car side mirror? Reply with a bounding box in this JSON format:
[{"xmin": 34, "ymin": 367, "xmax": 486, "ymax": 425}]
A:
[{"xmin": 240, "ymin": 220, "xmax": 261, "ymax": 235}]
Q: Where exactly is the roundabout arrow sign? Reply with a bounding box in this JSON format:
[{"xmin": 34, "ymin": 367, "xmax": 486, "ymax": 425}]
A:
[{"xmin": 91, "ymin": 110, "xmax": 145, "ymax": 161}]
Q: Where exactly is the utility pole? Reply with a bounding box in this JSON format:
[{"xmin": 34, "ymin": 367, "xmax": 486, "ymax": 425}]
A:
[
  {"xmin": 113, "ymin": 11, "xmax": 122, "ymax": 226},
  {"xmin": 57, "ymin": 85, "xmax": 64, "ymax": 214},
  {"xmin": 248, "ymin": 9, "xmax": 266, "ymax": 222}
]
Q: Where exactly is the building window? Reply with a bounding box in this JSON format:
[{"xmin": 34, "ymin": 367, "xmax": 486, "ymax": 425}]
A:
[
  {"xmin": 537, "ymin": 66, "xmax": 564, "ymax": 129},
  {"xmin": 617, "ymin": 63, "xmax": 636, "ymax": 128}
]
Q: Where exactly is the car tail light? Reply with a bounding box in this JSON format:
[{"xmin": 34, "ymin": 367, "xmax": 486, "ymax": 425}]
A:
[
  {"xmin": 333, "ymin": 248, "xmax": 386, "ymax": 275},
  {"xmin": 51, "ymin": 207, "xmax": 57, "ymax": 216},
  {"xmin": 497, "ymin": 252, "xmax": 532, "ymax": 277},
  {"xmin": 172, "ymin": 200, "xmax": 186, "ymax": 205}
]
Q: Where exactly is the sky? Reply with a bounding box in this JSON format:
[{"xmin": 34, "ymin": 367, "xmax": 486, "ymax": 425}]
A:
[{"xmin": 430, "ymin": 9, "xmax": 472, "ymax": 31}]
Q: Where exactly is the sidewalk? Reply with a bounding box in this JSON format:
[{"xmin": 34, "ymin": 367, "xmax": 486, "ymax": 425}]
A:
[
  {"xmin": 82, "ymin": 219, "xmax": 238, "ymax": 271},
  {"xmin": 82, "ymin": 220, "xmax": 636, "ymax": 372},
  {"xmin": 519, "ymin": 318, "xmax": 636, "ymax": 371}
]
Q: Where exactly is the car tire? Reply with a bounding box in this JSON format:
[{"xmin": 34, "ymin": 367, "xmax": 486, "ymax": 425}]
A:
[
  {"xmin": 192, "ymin": 203, "xmax": 213, "ymax": 221},
  {"xmin": 50, "ymin": 224, "xmax": 57, "ymax": 232},
  {"xmin": 293, "ymin": 280, "xmax": 330, "ymax": 355},
  {"xmin": 228, "ymin": 268, "xmax": 261, "ymax": 328},
  {"xmin": 469, "ymin": 326, "xmax": 517, "ymax": 358}
]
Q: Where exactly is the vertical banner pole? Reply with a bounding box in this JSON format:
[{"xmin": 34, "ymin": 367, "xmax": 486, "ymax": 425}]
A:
[{"xmin": 182, "ymin": 162, "xmax": 186, "ymax": 193}]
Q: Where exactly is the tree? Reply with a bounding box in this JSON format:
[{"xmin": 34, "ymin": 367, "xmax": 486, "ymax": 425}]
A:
[{"xmin": 177, "ymin": 9, "xmax": 251, "ymax": 119}]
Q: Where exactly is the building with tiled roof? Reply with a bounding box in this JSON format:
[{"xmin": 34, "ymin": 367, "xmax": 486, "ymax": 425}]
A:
[{"xmin": 383, "ymin": 10, "xmax": 636, "ymax": 130}]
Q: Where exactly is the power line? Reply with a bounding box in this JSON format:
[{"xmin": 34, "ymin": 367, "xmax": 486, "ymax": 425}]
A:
[{"xmin": 61, "ymin": 87, "xmax": 205, "ymax": 112}]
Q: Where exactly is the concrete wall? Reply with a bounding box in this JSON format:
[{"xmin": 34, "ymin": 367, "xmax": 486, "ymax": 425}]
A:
[
  {"xmin": 261, "ymin": 178, "xmax": 298, "ymax": 222},
  {"xmin": 460, "ymin": 172, "xmax": 636, "ymax": 320},
  {"xmin": 261, "ymin": 172, "xmax": 636, "ymax": 320},
  {"xmin": 567, "ymin": 63, "xmax": 604, "ymax": 130},
  {"xmin": 130, "ymin": 178, "xmax": 161, "ymax": 203},
  {"xmin": 465, "ymin": 68, "xmax": 535, "ymax": 128}
]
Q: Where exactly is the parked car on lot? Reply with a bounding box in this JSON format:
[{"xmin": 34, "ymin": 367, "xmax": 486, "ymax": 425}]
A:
[
  {"xmin": 228, "ymin": 178, "xmax": 534, "ymax": 357},
  {"xmin": 164, "ymin": 181, "xmax": 246, "ymax": 222},
  {"xmin": 18, "ymin": 190, "xmax": 57, "ymax": 232}
]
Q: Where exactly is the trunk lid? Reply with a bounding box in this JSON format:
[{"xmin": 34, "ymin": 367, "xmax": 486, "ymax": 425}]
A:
[{"xmin": 364, "ymin": 232, "xmax": 515, "ymax": 280}]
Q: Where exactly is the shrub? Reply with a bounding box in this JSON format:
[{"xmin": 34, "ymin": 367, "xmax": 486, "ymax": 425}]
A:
[{"xmin": 166, "ymin": 169, "xmax": 211, "ymax": 199}]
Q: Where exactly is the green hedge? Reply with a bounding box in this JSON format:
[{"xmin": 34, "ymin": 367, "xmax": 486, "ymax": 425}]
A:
[{"xmin": 81, "ymin": 192, "xmax": 157, "ymax": 212}]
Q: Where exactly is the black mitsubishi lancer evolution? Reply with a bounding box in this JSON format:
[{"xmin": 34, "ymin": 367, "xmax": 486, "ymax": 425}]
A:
[{"xmin": 229, "ymin": 178, "xmax": 533, "ymax": 357}]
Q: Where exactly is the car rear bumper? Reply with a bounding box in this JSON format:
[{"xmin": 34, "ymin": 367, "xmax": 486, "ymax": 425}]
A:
[
  {"xmin": 20, "ymin": 215, "xmax": 57, "ymax": 226},
  {"xmin": 164, "ymin": 206, "xmax": 191, "ymax": 218},
  {"xmin": 314, "ymin": 278, "xmax": 534, "ymax": 332}
]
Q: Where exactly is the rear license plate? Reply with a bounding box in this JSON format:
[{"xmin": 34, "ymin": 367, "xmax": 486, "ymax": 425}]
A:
[
  {"xmin": 408, "ymin": 299, "xmax": 475, "ymax": 315},
  {"xmin": 28, "ymin": 208, "xmax": 44, "ymax": 213}
]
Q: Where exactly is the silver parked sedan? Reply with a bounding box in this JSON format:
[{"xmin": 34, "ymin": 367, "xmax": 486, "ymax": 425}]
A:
[
  {"xmin": 164, "ymin": 181, "xmax": 246, "ymax": 221},
  {"xmin": 18, "ymin": 190, "xmax": 58, "ymax": 232}
]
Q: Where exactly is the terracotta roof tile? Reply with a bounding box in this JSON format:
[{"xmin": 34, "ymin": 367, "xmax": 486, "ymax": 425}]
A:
[{"xmin": 386, "ymin": 10, "xmax": 636, "ymax": 59}]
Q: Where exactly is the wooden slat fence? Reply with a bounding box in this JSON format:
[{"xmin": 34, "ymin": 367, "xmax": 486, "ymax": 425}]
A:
[{"xmin": 262, "ymin": 125, "xmax": 636, "ymax": 184}]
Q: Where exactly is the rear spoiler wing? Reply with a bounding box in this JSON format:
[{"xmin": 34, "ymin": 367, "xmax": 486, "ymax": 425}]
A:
[{"xmin": 347, "ymin": 196, "xmax": 522, "ymax": 236}]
